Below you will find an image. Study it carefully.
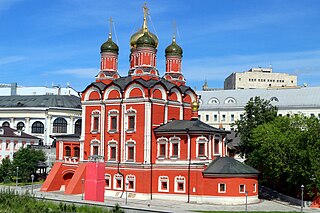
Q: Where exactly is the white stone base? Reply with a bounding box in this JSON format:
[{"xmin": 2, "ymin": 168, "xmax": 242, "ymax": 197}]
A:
[{"xmin": 104, "ymin": 189, "xmax": 259, "ymax": 205}]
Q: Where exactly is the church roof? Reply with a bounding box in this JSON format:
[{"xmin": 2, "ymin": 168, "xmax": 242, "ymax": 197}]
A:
[
  {"xmin": 203, "ymin": 157, "xmax": 259, "ymax": 176},
  {"xmin": 0, "ymin": 95, "xmax": 81, "ymax": 109},
  {"xmin": 88, "ymin": 76, "xmax": 193, "ymax": 93},
  {"xmin": 154, "ymin": 119, "xmax": 229, "ymax": 134}
]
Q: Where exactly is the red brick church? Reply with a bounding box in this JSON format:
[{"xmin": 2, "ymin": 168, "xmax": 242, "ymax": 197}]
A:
[{"xmin": 41, "ymin": 5, "xmax": 259, "ymax": 204}]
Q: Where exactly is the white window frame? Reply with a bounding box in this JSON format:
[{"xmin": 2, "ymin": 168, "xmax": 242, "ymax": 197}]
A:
[
  {"xmin": 169, "ymin": 136, "xmax": 180, "ymax": 159},
  {"xmin": 239, "ymin": 184, "xmax": 246, "ymax": 193},
  {"xmin": 218, "ymin": 183, "xmax": 226, "ymax": 193},
  {"xmin": 108, "ymin": 109, "xmax": 119, "ymax": 133},
  {"xmin": 105, "ymin": 174, "xmax": 111, "ymax": 189},
  {"xmin": 108, "ymin": 139, "xmax": 118, "ymax": 161},
  {"xmin": 157, "ymin": 137, "xmax": 168, "ymax": 159},
  {"xmin": 253, "ymin": 183, "xmax": 257, "ymax": 193},
  {"xmin": 125, "ymin": 108, "xmax": 137, "ymax": 133},
  {"xmin": 91, "ymin": 110, "xmax": 100, "ymax": 133},
  {"xmin": 126, "ymin": 139, "xmax": 136, "ymax": 162},
  {"xmin": 213, "ymin": 136, "xmax": 221, "ymax": 156},
  {"xmin": 174, "ymin": 176, "xmax": 186, "ymax": 193},
  {"xmin": 113, "ymin": 174, "xmax": 123, "ymax": 190},
  {"xmin": 126, "ymin": 174, "xmax": 136, "ymax": 192},
  {"xmin": 158, "ymin": 176, "xmax": 169, "ymax": 192},
  {"xmin": 90, "ymin": 139, "xmax": 100, "ymax": 156},
  {"xmin": 196, "ymin": 136, "xmax": 208, "ymax": 158}
]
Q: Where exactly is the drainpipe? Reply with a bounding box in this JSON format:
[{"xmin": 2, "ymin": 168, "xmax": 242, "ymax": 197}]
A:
[
  {"xmin": 118, "ymin": 92, "xmax": 125, "ymax": 198},
  {"xmin": 187, "ymin": 128, "xmax": 191, "ymax": 203},
  {"xmin": 148, "ymin": 89, "xmax": 153, "ymax": 200}
]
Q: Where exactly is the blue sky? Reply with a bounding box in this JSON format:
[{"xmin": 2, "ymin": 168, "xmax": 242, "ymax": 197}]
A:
[{"xmin": 1, "ymin": 0, "xmax": 320, "ymax": 91}]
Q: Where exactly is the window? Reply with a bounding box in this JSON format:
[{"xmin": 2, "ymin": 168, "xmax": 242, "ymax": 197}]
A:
[
  {"xmin": 253, "ymin": 183, "xmax": 257, "ymax": 193},
  {"xmin": 205, "ymin": 114, "xmax": 209, "ymax": 122},
  {"xmin": 108, "ymin": 140, "xmax": 117, "ymax": 161},
  {"xmin": 214, "ymin": 138, "xmax": 220, "ymax": 154},
  {"xmin": 14, "ymin": 142, "xmax": 18, "ymax": 150},
  {"xmin": 53, "ymin": 117, "xmax": 67, "ymax": 133},
  {"xmin": 114, "ymin": 174, "xmax": 123, "ymax": 190},
  {"xmin": 126, "ymin": 108, "xmax": 136, "ymax": 132},
  {"xmin": 160, "ymin": 144, "xmax": 166, "ymax": 157},
  {"xmin": 74, "ymin": 119, "xmax": 82, "ymax": 135},
  {"xmin": 240, "ymin": 114, "xmax": 244, "ymax": 120},
  {"xmin": 16, "ymin": 122, "xmax": 25, "ymax": 131},
  {"xmin": 74, "ymin": 147, "xmax": 80, "ymax": 158},
  {"xmin": 221, "ymin": 115, "xmax": 226, "ymax": 121},
  {"xmin": 6, "ymin": 141, "xmax": 10, "ymax": 150},
  {"xmin": 218, "ymin": 183, "xmax": 226, "ymax": 193},
  {"xmin": 105, "ymin": 174, "xmax": 111, "ymax": 189},
  {"xmin": 126, "ymin": 175, "xmax": 135, "ymax": 191},
  {"xmin": 198, "ymin": 143, "xmax": 205, "ymax": 156},
  {"xmin": 93, "ymin": 146, "xmax": 99, "ymax": 155},
  {"xmin": 174, "ymin": 176, "xmax": 185, "ymax": 193},
  {"xmin": 91, "ymin": 111, "xmax": 100, "ymax": 132},
  {"xmin": 230, "ymin": 114, "xmax": 235, "ymax": 122},
  {"xmin": 157, "ymin": 137, "xmax": 168, "ymax": 159},
  {"xmin": 32, "ymin": 121, "xmax": 44, "ymax": 134},
  {"xmin": 170, "ymin": 137, "xmax": 180, "ymax": 158},
  {"xmin": 108, "ymin": 110, "xmax": 119, "ymax": 132},
  {"xmin": 65, "ymin": 146, "xmax": 71, "ymax": 157},
  {"xmin": 213, "ymin": 114, "xmax": 218, "ymax": 122},
  {"xmin": 239, "ymin": 184, "xmax": 246, "ymax": 193},
  {"xmin": 158, "ymin": 176, "xmax": 169, "ymax": 192},
  {"xmin": 2, "ymin": 122, "xmax": 9, "ymax": 127},
  {"xmin": 128, "ymin": 116, "xmax": 135, "ymax": 130},
  {"xmin": 196, "ymin": 136, "xmax": 208, "ymax": 158},
  {"xmin": 126, "ymin": 140, "xmax": 135, "ymax": 161}
]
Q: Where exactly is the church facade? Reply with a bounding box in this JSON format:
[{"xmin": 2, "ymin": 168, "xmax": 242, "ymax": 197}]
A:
[{"xmin": 41, "ymin": 6, "xmax": 259, "ymax": 204}]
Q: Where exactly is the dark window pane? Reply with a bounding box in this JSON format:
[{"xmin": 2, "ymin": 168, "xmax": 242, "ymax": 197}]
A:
[
  {"xmin": 173, "ymin": 143, "xmax": 178, "ymax": 156},
  {"xmin": 32, "ymin": 121, "xmax": 44, "ymax": 133},
  {"xmin": 75, "ymin": 119, "xmax": 82, "ymax": 135},
  {"xmin": 65, "ymin": 146, "xmax": 71, "ymax": 157},
  {"xmin": 128, "ymin": 116, "xmax": 135, "ymax": 130},
  {"xmin": 128, "ymin": 147, "xmax": 134, "ymax": 160},
  {"xmin": 17, "ymin": 122, "xmax": 25, "ymax": 130},
  {"xmin": 111, "ymin": 147, "xmax": 116, "ymax": 159},
  {"xmin": 111, "ymin": 117, "xmax": 117, "ymax": 130},
  {"xmin": 53, "ymin": 117, "xmax": 67, "ymax": 133},
  {"xmin": 93, "ymin": 146, "xmax": 98, "ymax": 155},
  {"xmin": 74, "ymin": 147, "xmax": 80, "ymax": 157}
]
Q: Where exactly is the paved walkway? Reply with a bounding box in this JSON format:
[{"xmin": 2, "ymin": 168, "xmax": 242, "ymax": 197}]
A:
[{"xmin": 2, "ymin": 185, "xmax": 319, "ymax": 212}]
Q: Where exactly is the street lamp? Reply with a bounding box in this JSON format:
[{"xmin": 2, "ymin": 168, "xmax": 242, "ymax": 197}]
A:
[
  {"xmin": 301, "ymin": 185, "xmax": 304, "ymax": 213},
  {"xmin": 81, "ymin": 178, "xmax": 85, "ymax": 200},
  {"xmin": 125, "ymin": 180, "xmax": 129, "ymax": 205},
  {"xmin": 245, "ymin": 190, "xmax": 248, "ymax": 213},
  {"xmin": 15, "ymin": 167, "xmax": 19, "ymax": 190},
  {"xmin": 31, "ymin": 174, "xmax": 35, "ymax": 194}
]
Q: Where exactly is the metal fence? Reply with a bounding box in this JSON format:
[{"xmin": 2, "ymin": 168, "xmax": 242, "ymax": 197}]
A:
[{"xmin": 259, "ymin": 185, "xmax": 302, "ymax": 206}]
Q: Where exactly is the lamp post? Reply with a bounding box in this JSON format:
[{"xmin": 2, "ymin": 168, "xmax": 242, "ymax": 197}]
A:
[
  {"xmin": 15, "ymin": 166, "xmax": 19, "ymax": 190},
  {"xmin": 301, "ymin": 185, "xmax": 304, "ymax": 213},
  {"xmin": 81, "ymin": 178, "xmax": 85, "ymax": 200},
  {"xmin": 125, "ymin": 181, "xmax": 129, "ymax": 205},
  {"xmin": 31, "ymin": 174, "xmax": 35, "ymax": 194},
  {"xmin": 245, "ymin": 190, "xmax": 248, "ymax": 213}
]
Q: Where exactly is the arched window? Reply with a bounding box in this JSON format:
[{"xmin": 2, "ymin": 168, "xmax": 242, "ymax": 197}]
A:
[
  {"xmin": 17, "ymin": 122, "xmax": 25, "ymax": 131},
  {"xmin": 2, "ymin": 122, "xmax": 10, "ymax": 127},
  {"xmin": 74, "ymin": 147, "xmax": 80, "ymax": 158},
  {"xmin": 65, "ymin": 146, "xmax": 71, "ymax": 157},
  {"xmin": 53, "ymin": 117, "xmax": 67, "ymax": 133},
  {"xmin": 74, "ymin": 119, "xmax": 82, "ymax": 135},
  {"xmin": 31, "ymin": 121, "xmax": 44, "ymax": 133}
]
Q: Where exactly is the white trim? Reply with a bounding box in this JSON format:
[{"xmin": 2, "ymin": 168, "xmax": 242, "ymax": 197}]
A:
[
  {"xmin": 107, "ymin": 139, "xmax": 118, "ymax": 161},
  {"xmin": 169, "ymin": 136, "xmax": 180, "ymax": 159},
  {"xmin": 126, "ymin": 174, "xmax": 136, "ymax": 192},
  {"xmin": 104, "ymin": 86, "xmax": 122, "ymax": 100},
  {"xmin": 239, "ymin": 184, "xmax": 246, "ymax": 193},
  {"xmin": 218, "ymin": 183, "xmax": 226, "ymax": 193},
  {"xmin": 157, "ymin": 137, "xmax": 168, "ymax": 159},
  {"xmin": 84, "ymin": 87, "xmax": 101, "ymax": 101},
  {"xmin": 158, "ymin": 176, "xmax": 169, "ymax": 192},
  {"xmin": 125, "ymin": 84, "xmax": 146, "ymax": 99},
  {"xmin": 113, "ymin": 174, "xmax": 123, "ymax": 190},
  {"xmin": 174, "ymin": 175, "xmax": 186, "ymax": 193},
  {"xmin": 125, "ymin": 139, "xmax": 136, "ymax": 162},
  {"xmin": 105, "ymin": 174, "xmax": 111, "ymax": 189}
]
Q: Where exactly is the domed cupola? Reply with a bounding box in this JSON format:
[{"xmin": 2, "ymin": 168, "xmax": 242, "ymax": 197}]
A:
[
  {"xmin": 136, "ymin": 32, "xmax": 156, "ymax": 48},
  {"xmin": 165, "ymin": 36, "xmax": 183, "ymax": 57},
  {"xmin": 130, "ymin": 3, "xmax": 158, "ymax": 49},
  {"xmin": 101, "ymin": 33, "xmax": 119, "ymax": 54}
]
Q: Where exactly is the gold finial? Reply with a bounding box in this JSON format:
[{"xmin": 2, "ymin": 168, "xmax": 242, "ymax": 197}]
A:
[
  {"xmin": 142, "ymin": 2, "xmax": 149, "ymax": 33},
  {"xmin": 191, "ymin": 100, "xmax": 199, "ymax": 111},
  {"xmin": 108, "ymin": 17, "xmax": 113, "ymax": 39}
]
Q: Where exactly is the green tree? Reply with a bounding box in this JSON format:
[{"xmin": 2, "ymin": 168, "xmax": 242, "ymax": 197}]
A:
[
  {"xmin": 249, "ymin": 115, "xmax": 320, "ymax": 199},
  {"xmin": 0, "ymin": 157, "xmax": 13, "ymax": 183},
  {"xmin": 234, "ymin": 96, "xmax": 277, "ymax": 158},
  {"xmin": 12, "ymin": 148, "xmax": 46, "ymax": 183}
]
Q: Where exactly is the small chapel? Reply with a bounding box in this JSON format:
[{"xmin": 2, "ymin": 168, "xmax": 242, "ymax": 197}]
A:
[{"xmin": 41, "ymin": 5, "xmax": 259, "ymax": 204}]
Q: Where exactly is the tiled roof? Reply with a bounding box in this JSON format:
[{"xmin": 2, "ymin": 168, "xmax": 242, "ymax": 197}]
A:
[
  {"xmin": 203, "ymin": 157, "xmax": 259, "ymax": 176},
  {"xmin": 0, "ymin": 95, "xmax": 81, "ymax": 108},
  {"xmin": 154, "ymin": 119, "xmax": 229, "ymax": 134},
  {"xmin": 0, "ymin": 126, "xmax": 40, "ymax": 139}
]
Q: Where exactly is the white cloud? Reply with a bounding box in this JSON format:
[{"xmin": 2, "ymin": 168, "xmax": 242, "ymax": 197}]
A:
[
  {"xmin": 50, "ymin": 68, "xmax": 97, "ymax": 78},
  {"xmin": 0, "ymin": 56, "xmax": 26, "ymax": 65}
]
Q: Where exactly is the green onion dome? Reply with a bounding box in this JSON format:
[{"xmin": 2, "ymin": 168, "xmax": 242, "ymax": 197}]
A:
[
  {"xmin": 136, "ymin": 32, "xmax": 156, "ymax": 48},
  {"xmin": 165, "ymin": 36, "xmax": 183, "ymax": 57},
  {"xmin": 100, "ymin": 34, "xmax": 119, "ymax": 54}
]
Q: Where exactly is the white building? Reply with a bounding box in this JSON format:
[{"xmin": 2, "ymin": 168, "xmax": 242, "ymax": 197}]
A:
[
  {"xmin": 197, "ymin": 86, "xmax": 320, "ymax": 130},
  {"xmin": 224, "ymin": 68, "xmax": 297, "ymax": 90},
  {"xmin": 0, "ymin": 126, "xmax": 40, "ymax": 161},
  {"xmin": 0, "ymin": 83, "xmax": 79, "ymax": 96},
  {"xmin": 0, "ymin": 95, "xmax": 82, "ymax": 147}
]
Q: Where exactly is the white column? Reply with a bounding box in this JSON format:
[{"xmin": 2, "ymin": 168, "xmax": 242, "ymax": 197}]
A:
[
  {"xmin": 208, "ymin": 135, "xmax": 212, "ymax": 159},
  {"xmin": 144, "ymin": 102, "xmax": 152, "ymax": 164},
  {"xmin": 25, "ymin": 118, "xmax": 30, "ymax": 134},
  {"xmin": 59, "ymin": 141, "xmax": 63, "ymax": 160},
  {"xmin": 10, "ymin": 118, "xmax": 14, "ymax": 129},
  {"xmin": 101, "ymin": 104, "xmax": 105, "ymax": 157},
  {"xmin": 45, "ymin": 115, "xmax": 52, "ymax": 146}
]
